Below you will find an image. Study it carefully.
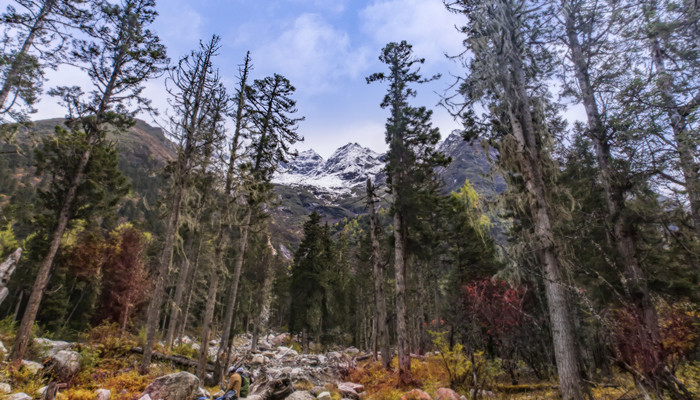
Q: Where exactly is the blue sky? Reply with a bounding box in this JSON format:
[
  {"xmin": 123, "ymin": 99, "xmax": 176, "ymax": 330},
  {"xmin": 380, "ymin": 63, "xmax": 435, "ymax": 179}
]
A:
[{"xmin": 15, "ymin": 0, "xmax": 469, "ymax": 157}]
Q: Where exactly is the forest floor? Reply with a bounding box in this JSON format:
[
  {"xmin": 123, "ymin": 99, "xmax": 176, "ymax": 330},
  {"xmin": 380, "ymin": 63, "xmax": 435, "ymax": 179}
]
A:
[{"xmin": 0, "ymin": 323, "xmax": 697, "ymax": 400}]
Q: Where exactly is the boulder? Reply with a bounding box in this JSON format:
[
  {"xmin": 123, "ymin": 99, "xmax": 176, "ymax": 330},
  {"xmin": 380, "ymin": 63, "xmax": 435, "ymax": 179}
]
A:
[
  {"xmin": 337, "ymin": 382, "xmax": 364, "ymax": 399},
  {"xmin": 251, "ymin": 354, "xmax": 267, "ymax": 365},
  {"xmin": 180, "ymin": 336, "xmax": 193, "ymax": 345},
  {"xmin": 45, "ymin": 349, "xmax": 82, "ymax": 380},
  {"xmin": 33, "ymin": 338, "xmax": 71, "ymax": 358},
  {"xmin": 344, "ymin": 347, "xmax": 360, "ymax": 355},
  {"xmin": 276, "ymin": 346, "xmax": 298, "ymax": 357},
  {"xmin": 21, "ymin": 360, "xmax": 43, "ymax": 374},
  {"xmin": 0, "ymin": 340, "xmax": 7, "ymax": 361},
  {"xmin": 270, "ymin": 333, "xmax": 289, "ymax": 346},
  {"xmin": 9, "ymin": 393, "xmax": 31, "ymax": 400},
  {"xmin": 338, "ymin": 382, "xmax": 363, "ymax": 393},
  {"xmin": 317, "ymin": 391, "xmax": 332, "ymax": 400},
  {"xmin": 141, "ymin": 371, "xmax": 200, "ymax": 400},
  {"xmin": 309, "ymin": 387, "xmax": 325, "ymax": 396},
  {"xmin": 0, "ymin": 383, "xmax": 10, "ymax": 394},
  {"xmin": 95, "ymin": 389, "xmax": 111, "ymax": 400},
  {"xmin": 433, "ymin": 388, "xmax": 460, "ymax": 400},
  {"xmin": 400, "ymin": 389, "xmax": 431, "ymax": 400},
  {"xmin": 285, "ymin": 391, "xmax": 315, "ymax": 400}
]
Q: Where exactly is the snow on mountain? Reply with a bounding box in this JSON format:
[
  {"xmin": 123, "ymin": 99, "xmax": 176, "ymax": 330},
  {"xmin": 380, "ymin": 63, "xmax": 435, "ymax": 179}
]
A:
[{"xmin": 273, "ymin": 143, "xmax": 385, "ymax": 194}]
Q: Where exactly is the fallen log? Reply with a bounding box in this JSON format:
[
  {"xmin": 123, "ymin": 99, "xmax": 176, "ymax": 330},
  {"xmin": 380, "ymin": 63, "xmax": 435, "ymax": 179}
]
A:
[
  {"xmin": 130, "ymin": 347, "xmax": 214, "ymax": 372},
  {"xmin": 248, "ymin": 370, "xmax": 294, "ymax": 400}
]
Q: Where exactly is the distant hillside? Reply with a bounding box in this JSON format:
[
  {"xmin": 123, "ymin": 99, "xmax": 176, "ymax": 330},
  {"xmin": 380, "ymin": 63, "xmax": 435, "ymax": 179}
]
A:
[
  {"xmin": 0, "ymin": 118, "xmax": 175, "ymax": 232},
  {"xmin": 1, "ymin": 119, "xmax": 503, "ymax": 256}
]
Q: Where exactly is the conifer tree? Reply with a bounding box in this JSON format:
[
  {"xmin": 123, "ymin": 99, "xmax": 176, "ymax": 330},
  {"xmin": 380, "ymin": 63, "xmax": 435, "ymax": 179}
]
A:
[
  {"xmin": 443, "ymin": 1, "xmax": 589, "ymax": 398},
  {"xmin": 0, "ymin": 0, "xmax": 91, "ymax": 132},
  {"xmin": 216, "ymin": 72, "xmax": 303, "ymax": 379},
  {"xmin": 140, "ymin": 35, "xmax": 225, "ymax": 374},
  {"xmin": 10, "ymin": 0, "xmax": 166, "ymax": 362},
  {"xmin": 367, "ymin": 40, "xmax": 448, "ymax": 385}
]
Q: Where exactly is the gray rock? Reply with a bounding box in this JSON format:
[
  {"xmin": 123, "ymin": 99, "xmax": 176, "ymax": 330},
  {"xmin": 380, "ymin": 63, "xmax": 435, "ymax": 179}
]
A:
[
  {"xmin": 138, "ymin": 395, "xmax": 152, "ymax": 400},
  {"xmin": 317, "ymin": 391, "xmax": 332, "ymax": 400},
  {"xmin": 95, "ymin": 388, "xmax": 111, "ymax": 400},
  {"xmin": 0, "ymin": 340, "xmax": 7, "ymax": 361},
  {"xmin": 141, "ymin": 371, "xmax": 200, "ymax": 400},
  {"xmin": 9, "ymin": 393, "xmax": 31, "ymax": 400},
  {"xmin": 286, "ymin": 391, "xmax": 315, "ymax": 400},
  {"xmin": 344, "ymin": 347, "xmax": 360, "ymax": 355},
  {"xmin": 33, "ymin": 338, "xmax": 71, "ymax": 358},
  {"xmin": 45, "ymin": 349, "xmax": 82, "ymax": 380},
  {"xmin": 0, "ymin": 383, "xmax": 10, "ymax": 394},
  {"xmin": 20, "ymin": 360, "xmax": 43, "ymax": 374},
  {"xmin": 251, "ymin": 354, "xmax": 267, "ymax": 365}
]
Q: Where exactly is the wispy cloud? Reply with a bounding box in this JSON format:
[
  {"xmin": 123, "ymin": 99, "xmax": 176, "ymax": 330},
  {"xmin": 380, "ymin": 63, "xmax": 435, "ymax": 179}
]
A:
[
  {"xmin": 360, "ymin": 0, "xmax": 464, "ymax": 64},
  {"xmin": 252, "ymin": 13, "xmax": 370, "ymax": 96}
]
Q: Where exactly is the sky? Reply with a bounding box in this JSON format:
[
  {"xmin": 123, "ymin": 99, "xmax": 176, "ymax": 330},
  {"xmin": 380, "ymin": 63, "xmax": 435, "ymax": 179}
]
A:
[{"xmin": 5, "ymin": 0, "xmax": 473, "ymax": 158}]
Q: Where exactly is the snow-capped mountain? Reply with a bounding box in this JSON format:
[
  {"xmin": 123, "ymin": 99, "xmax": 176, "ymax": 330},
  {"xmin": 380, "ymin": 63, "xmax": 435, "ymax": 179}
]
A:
[
  {"xmin": 273, "ymin": 132, "xmax": 503, "ymax": 196},
  {"xmin": 273, "ymin": 143, "xmax": 385, "ymax": 194}
]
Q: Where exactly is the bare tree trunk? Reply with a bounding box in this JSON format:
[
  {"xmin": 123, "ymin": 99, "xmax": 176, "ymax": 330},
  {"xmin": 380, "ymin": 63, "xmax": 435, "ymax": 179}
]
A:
[
  {"xmin": 215, "ymin": 207, "xmax": 252, "ymax": 382},
  {"xmin": 178, "ymin": 236, "xmax": 203, "ymax": 341},
  {"xmin": 367, "ymin": 179, "xmax": 392, "ymax": 369},
  {"xmin": 393, "ymin": 208, "xmax": 411, "ymax": 386},
  {"xmin": 11, "ymin": 145, "xmax": 91, "ymax": 362},
  {"xmin": 503, "ymin": 15, "xmax": 588, "ymax": 394},
  {"xmin": 198, "ymin": 266, "xmax": 219, "ymax": 379},
  {"xmin": 562, "ymin": 1, "xmax": 662, "ymax": 377},
  {"xmin": 165, "ymin": 234, "xmax": 195, "ymax": 349},
  {"xmin": 140, "ymin": 182, "xmax": 184, "ymax": 373},
  {"xmin": 0, "ymin": 0, "xmax": 57, "ymax": 112}
]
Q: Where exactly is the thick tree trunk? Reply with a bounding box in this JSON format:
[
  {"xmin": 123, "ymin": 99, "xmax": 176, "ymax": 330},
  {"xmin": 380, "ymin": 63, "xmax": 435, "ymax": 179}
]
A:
[
  {"xmin": 563, "ymin": 2, "xmax": 661, "ymax": 372},
  {"xmin": 0, "ymin": 0, "xmax": 57, "ymax": 113},
  {"xmin": 504, "ymin": 24, "xmax": 588, "ymax": 396},
  {"xmin": 198, "ymin": 266, "xmax": 219, "ymax": 380},
  {"xmin": 367, "ymin": 179, "xmax": 392, "ymax": 369},
  {"xmin": 393, "ymin": 208, "xmax": 411, "ymax": 386},
  {"xmin": 10, "ymin": 145, "xmax": 91, "ymax": 362},
  {"xmin": 140, "ymin": 181, "xmax": 184, "ymax": 373},
  {"xmin": 215, "ymin": 207, "xmax": 253, "ymax": 382},
  {"xmin": 165, "ymin": 234, "xmax": 195, "ymax": 349}
]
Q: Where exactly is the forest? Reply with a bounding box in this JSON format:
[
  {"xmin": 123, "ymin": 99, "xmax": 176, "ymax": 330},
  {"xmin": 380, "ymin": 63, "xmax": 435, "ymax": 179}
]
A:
[{"xmin": 0, "ymin": 0, "xmax": 698, "ymax": 399}]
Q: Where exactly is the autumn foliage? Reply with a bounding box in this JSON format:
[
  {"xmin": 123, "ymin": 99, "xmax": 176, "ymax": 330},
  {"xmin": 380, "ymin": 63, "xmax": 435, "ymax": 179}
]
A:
[{"xmin": 96, "ymin": 224, "xmax": 150, "ymax": 335}]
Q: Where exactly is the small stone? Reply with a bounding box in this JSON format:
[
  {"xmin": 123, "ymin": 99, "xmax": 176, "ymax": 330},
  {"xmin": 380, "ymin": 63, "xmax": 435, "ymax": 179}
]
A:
[
  {"xmin": 433, "ymin": 388, "xmax": 460, "ymax": 400},
  {"xmin": 345, "ymin": 347, "xmax": 360, "ymax": 355},
  {"xmin": 95, "ymin": 388, "xmax": 111, "ymax": 400},
  {"xmin": 0, "ymin": 383, "xmax": 10, "ymax": 394},
  {"xmin": 400, "ymin": 389, "xmax": 432, "ymax": 400},
  {"xmin": 20, "ymin": 360, "xmax": 43, "ymax": 374},
  {"xmin": 138, "ymin": 395, "xmax": 152, "ymax": 400},
  {"xmin": 317, "ymin": 391, "xmax": 332, "ymax": 400},
  {"xmin": 37, "ymin": 386, "xmax": 47, "ymax": 395},
  {"xmin": 10, "ymin": 394, "xmax": 32, "ymax": 400},
  {"xmin": 286, "ymin": 391, "xmax": 315, "ymax": 400}
]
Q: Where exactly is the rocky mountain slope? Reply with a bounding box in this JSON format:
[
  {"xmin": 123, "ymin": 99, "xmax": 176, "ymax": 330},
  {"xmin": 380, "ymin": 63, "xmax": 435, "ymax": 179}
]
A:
[{"xmin": 2, "ymin": 119, "xmax": 500, "ymax": 255}]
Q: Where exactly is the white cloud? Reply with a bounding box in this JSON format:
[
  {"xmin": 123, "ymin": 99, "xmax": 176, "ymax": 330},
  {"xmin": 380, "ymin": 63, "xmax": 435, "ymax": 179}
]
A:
[
  {"xmin": 360, "ymin": 0, "xmax": 465, "ymax": 64},
  {"xmin": 252, "ymin": 13, "xmax": 370, "ymax": 96}
]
